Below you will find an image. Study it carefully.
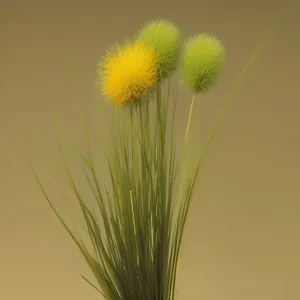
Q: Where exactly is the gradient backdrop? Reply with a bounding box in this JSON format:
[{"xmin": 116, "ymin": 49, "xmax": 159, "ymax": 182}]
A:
[{"xmin": 1, "ymin": 1, "xmax": 300, "ymax": 299}]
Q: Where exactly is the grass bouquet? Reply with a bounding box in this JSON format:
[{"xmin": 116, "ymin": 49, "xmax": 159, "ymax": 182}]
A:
[{"xmin": 31, "ymin": 18, "xmax": 268, "ymax": 299}]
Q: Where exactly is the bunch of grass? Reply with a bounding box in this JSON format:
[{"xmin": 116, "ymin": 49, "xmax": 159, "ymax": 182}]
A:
[{"xmin": 30, "ymin": 13, "xmax": 293, "ymax": 300}]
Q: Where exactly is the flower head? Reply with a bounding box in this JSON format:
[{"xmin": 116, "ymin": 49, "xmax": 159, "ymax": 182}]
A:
[
  {"xmin": 98, "ymin": 42, "xmax": 158, "ymax": 106},
  {"xmin": 182, "ymin": 34, "xmax": 225, "ymax": 93},
  {"xmin": 137, "ymin": 19, "xmax": 182, "ymax": 80}
]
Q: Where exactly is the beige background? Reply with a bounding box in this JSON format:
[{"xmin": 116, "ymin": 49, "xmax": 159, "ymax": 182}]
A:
[{"xmin": 1, "ymin": 0, "xmax": 300, "ymax": 299}]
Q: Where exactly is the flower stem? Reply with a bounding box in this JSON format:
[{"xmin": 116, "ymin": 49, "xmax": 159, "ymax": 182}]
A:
[{"xmin": 185, "ymin": 95, "xmax": 195, "ymax": 142}]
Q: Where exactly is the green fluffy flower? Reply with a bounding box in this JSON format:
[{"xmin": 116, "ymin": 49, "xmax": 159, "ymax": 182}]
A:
[
  {"xmin": 182, "ymin": 34, "xmax": 225, "ymax": 93},
  {"xmin": 137, "ymin": 19, "xmax": 182, "ymax": 80}
]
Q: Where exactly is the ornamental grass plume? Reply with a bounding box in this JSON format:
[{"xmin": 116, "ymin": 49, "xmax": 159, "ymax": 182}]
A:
[
  {"xmin": 137, "ymin": 19, "xmax": 182, "ymax": 80},
  {"xmin": 98, "ymin": 42, "xmax": 158, "ymax": 106},
  {"xmin": 181, "ymin": 33, "xmax": 225, "ymax": 141},
  {"xmin": 182, "ymin": 33, "xmax": 225, "ymax": 94},
  {"xmin": 30, "ymin": 14, "xmax": 290, "ymax": 300}
]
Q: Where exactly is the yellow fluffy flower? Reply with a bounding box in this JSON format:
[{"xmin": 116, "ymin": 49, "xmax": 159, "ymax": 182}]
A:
[{"xmin": 98, "ymin": 42, "xmax": 158, "ymax": 106}]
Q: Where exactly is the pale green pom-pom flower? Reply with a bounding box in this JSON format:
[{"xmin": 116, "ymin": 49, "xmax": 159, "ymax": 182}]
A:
[
  {"xmin": 182, "ymin": 34, "xmax": 225, "ymax": 93},
  {"xmin": 137, "ymin": 19, "xmax": 182, "ymax": 80}
]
